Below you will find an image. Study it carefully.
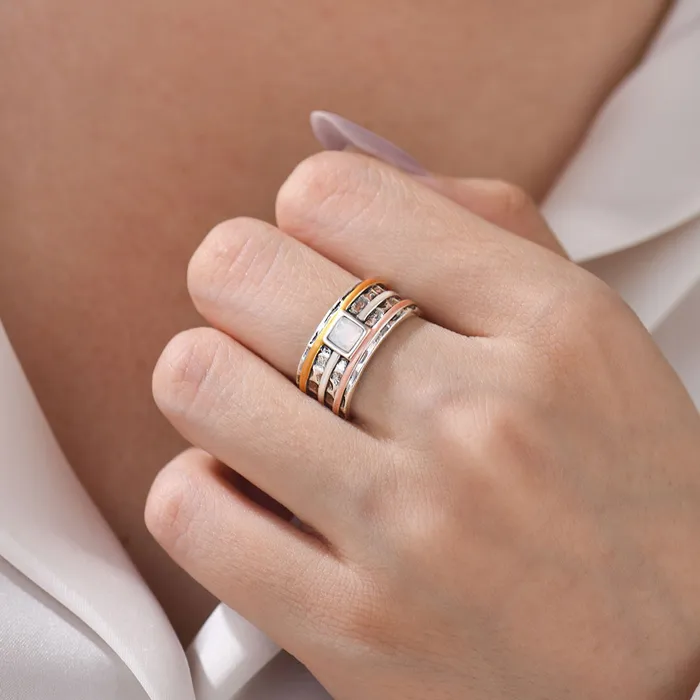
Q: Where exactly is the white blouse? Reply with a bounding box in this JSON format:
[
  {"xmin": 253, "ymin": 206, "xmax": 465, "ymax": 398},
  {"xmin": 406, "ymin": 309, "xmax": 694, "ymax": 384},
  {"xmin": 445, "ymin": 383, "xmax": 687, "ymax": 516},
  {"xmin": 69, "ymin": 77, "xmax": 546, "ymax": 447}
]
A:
[{"xmin": 1, "ymin": 2, "xmax": 699, "ymax": 697}]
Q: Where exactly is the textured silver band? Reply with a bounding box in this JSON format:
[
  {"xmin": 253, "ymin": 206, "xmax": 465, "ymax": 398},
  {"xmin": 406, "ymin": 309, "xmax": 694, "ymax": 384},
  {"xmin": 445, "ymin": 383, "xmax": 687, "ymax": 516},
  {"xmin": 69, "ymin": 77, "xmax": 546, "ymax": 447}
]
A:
[{"xmin": 317, "ymin": 350, "xmax": 340, "ymax": 405}]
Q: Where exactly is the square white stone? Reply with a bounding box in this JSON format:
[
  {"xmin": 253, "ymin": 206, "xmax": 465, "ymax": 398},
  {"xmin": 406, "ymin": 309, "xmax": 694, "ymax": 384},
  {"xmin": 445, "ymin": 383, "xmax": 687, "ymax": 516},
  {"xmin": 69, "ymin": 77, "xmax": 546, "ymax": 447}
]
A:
[{"xmin": 324, "ymin": 312, "xmax": 367, "ymax": 357}]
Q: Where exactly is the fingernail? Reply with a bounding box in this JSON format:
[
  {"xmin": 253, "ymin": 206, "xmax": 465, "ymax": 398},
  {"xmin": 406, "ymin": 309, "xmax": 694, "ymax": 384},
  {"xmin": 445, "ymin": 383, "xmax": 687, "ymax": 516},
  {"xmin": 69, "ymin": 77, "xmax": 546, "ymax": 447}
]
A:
[{"xmin": 310, "ymin": 110, "xmax": 428, "ymax": 176}]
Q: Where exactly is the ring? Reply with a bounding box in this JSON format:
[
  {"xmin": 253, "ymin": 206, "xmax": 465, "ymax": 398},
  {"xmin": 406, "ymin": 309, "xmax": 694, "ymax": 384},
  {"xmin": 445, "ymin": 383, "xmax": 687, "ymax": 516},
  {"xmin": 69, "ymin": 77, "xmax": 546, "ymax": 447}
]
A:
[{"xmin": 296, "ymin": 279, "xmax": 420, "ymax": 419}]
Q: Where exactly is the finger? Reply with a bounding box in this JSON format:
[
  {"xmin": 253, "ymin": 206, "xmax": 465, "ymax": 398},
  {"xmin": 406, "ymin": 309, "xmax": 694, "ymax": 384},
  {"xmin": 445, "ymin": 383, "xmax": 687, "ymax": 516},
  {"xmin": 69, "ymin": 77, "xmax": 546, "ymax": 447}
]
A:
[
  {"xmin": 186, "ymin": 215, "xmax": 457, "ymax": 432},
  {"xmin": 308, "ymin": 110, "xmax": 566, "ymax": 257},
  {"xmin": 187, "ymin": 216, "xmax": 355, "ymax": 381},
  {"xmin": 423, "ymin": 176, "xmax": 568, "ymax": 257},
  {"xmin": 338, "ymin": 159, "xmax": 567, "ymax": 255},
  {"xmin": 152, "ymin": 326, "xmax": 384, "ymax": 540},
  {"xmin": 145, "ymin": 448, "xmax": 345, "ymax": 653},
  {"xmin": 276, "ymin": 152, "xmax": 577, "ymax": 337}
]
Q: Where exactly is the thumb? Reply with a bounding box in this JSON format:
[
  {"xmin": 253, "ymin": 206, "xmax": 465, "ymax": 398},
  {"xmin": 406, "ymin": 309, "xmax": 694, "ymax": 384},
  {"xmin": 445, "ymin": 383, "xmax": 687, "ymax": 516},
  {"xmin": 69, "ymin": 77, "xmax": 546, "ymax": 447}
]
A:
[{"xmin": 310, "ymin": 110, "xmax": 568, "ymax": 258}]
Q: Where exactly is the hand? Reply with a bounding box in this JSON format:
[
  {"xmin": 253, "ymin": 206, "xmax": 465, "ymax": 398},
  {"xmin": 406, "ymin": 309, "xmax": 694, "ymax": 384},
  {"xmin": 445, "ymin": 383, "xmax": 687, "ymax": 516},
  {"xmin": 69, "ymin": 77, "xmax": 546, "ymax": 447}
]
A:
[{"xmin": 147, "ymin": 152, "xmax": 700, "ymax": 700}]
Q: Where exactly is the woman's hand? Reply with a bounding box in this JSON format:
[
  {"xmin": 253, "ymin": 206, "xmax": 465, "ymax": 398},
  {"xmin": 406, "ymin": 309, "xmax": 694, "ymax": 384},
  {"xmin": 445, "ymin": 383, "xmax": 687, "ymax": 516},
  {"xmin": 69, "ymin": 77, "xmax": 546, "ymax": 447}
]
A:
[{"xmin": 146, "ymin": 152, "xmax": 700, "ymax": 700}]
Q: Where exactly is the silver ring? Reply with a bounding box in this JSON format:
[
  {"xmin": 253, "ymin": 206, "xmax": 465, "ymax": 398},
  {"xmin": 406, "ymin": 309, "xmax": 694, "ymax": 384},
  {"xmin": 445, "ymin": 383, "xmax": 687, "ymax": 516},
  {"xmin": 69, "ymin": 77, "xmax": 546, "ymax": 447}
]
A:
[{"xmin": 297, "ymin": 279, "xmax": 419, "ymax": 419}]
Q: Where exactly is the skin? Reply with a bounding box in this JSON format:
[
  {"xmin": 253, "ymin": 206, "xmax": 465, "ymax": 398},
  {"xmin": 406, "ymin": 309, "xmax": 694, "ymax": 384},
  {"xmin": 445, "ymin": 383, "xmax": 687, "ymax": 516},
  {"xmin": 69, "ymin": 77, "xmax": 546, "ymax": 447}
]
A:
[
  {"xmin": 147, "ymin": 151, "xmax": 700, "ymax": 699},
  {"xmin": 0, "ymin": 0, "xmax": 670, "ymax": 640}
]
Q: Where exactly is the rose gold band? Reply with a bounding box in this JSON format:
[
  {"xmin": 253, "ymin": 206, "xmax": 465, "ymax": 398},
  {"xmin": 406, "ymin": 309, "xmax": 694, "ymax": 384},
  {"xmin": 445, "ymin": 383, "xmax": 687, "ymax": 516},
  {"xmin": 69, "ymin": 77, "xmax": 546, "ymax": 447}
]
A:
[{"xmin": 331, "ymin": 299, "xmax": 415, "ymax": 416}]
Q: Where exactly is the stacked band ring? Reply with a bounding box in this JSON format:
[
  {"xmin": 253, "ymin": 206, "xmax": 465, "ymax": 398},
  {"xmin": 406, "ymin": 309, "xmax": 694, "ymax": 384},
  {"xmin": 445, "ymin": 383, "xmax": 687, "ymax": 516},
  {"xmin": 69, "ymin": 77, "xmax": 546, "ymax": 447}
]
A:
[{"xmin": 296, "ymin": 279, "xmax": 420, "ymax": 419}]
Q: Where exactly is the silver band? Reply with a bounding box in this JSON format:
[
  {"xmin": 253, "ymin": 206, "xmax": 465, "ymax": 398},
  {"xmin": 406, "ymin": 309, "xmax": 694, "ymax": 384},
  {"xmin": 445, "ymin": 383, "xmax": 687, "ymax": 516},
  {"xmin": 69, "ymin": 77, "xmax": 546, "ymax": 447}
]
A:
[
  {"xmin": 317, "ymin": 350, "xmax": 340, "ymax": 405},
  {"xmin": 356, "ymin": 289, "xmax": 397, "ymax": 322}
]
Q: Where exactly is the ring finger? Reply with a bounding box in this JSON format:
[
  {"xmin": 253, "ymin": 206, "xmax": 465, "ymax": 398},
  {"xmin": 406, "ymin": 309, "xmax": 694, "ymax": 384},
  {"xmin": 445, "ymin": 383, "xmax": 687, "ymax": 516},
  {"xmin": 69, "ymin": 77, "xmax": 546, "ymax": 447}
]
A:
[{"xmin": 186, "ymin": 216, "xmax": 456, "ymax": 432}]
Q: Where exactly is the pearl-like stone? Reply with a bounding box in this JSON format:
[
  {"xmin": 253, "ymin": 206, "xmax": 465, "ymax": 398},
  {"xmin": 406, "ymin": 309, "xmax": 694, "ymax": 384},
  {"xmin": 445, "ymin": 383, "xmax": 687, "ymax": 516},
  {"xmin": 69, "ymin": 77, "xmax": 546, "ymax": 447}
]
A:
[{"xmin": 325, "ymin": 313, "xmax": 367, "ymax": 356}]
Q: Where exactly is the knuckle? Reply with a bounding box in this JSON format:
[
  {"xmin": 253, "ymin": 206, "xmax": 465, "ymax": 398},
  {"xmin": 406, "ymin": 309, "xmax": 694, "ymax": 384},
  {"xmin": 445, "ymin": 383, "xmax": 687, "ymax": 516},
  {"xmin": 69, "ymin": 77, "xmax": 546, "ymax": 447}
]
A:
[
  {"xmin": 406, "ymin": 367, "xmax": 475, "ymax": 443},
  {"xmin": 413, "ymin": 378, "xmax": 468, "ymax": 429},
  {"xmin": 145, "ymin": 460, "xmax": 202, "ymax": 556},
  {"xmin": 392, "ymin": 327, "xmax": 475, "ymax": 432},
  {"xmin": 486, "ymin": 179, "xmax": 533, "ymax": 218},
  {"xmin": 152, "ymin": 327, "xmax": 227, "ymax": 421},
  {"xmin": 425, "ymin": 390, "xmax": 523, "ymax": 468},
  {"xmin": 457, "ymin": 398, "xmax": 546, "ymax": 500},
  {"xmin": 275, "ymin": 151, "xmax": 384, "ymax": 238},
  {"xmin": 188, "ymin": 218, "xmax": 284, "ymax": 310},
  {"xmin": 447, "ymin": 394, "xmax": 535, "ymax": 478},
  {"xmin": 535, "ymin": 275, "xmax": 633, "ymax": 393},
  {"xmin": 477, "ymin": 398, "xmax": 529, "ymax": 454},
  {"xmin": 551, "ymin": 274, "xmax": 629, "ymax": 353},
  {"xmin": 576, "ymin": 276, "xmax": 628, "ymax": 325}
]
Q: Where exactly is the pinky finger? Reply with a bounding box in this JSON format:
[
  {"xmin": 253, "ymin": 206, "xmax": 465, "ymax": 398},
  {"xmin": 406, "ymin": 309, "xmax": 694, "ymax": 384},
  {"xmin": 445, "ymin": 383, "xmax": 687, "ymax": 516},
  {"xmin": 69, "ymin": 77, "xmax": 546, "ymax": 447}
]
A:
[{"xmin": 145, "ymin": 448, "xmax": 346, "ymax": 653}]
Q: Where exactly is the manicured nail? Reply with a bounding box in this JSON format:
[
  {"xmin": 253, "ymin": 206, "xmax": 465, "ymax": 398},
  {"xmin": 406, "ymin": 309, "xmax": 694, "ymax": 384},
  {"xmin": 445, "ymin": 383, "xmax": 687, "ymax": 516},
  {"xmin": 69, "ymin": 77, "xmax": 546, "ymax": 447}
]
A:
[{"xmin": 310, "ymin": 111, "xmax": 428, "ymax": 175}]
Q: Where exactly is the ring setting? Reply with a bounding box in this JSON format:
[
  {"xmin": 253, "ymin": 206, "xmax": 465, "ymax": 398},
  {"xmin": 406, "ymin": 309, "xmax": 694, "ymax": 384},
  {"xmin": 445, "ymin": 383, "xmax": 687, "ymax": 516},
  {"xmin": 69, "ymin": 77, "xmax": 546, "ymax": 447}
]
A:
[
  {"xmin": 296, "ymin": 279, "xmax": 419, "ymax": 419},
  {"xmin": 323, "ymin": 312, "xmax": 368, "ymax": 358}
]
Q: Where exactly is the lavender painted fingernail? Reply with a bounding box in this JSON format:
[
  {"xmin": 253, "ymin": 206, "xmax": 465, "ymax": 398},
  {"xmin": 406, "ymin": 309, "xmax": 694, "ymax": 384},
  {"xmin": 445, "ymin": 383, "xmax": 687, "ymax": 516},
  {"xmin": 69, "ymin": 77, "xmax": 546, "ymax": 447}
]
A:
[{"xmin": 310, "ymin": 111, "xmax": 428, "ymax": 176}]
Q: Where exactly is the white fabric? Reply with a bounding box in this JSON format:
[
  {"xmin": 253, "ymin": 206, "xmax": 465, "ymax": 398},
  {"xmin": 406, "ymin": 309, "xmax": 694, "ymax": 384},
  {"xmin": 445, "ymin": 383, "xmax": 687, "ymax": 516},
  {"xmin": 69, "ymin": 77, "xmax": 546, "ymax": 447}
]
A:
[
  {"xmin": 544, "ymin": 6, "xmax": 700, "ymax": 262},
  {"xmin": 1, "ymin": 0, "xmax": 700, "ymax": 697},
  {"xmin": 582, "ymin": 217, "xmax": 700, "ymax": 332},
  {"xmin": 187, "ymin": 605, "xmax": 279, "ymax": 700},
  {"xmin": 0, "ymin": 326, "xmax": 195, "ymax": 700},
  {"xmin": 0, "ymin": 559, "xmax": 146, "ymax": 700},
  {"xmin": 234, "ymin": 654, "xmax": 331, "ymax": 700}
]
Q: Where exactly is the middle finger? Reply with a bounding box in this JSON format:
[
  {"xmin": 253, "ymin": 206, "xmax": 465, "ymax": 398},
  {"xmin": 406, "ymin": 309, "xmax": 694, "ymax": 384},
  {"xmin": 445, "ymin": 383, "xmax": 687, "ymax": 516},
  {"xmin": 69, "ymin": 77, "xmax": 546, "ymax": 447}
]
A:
[{"xmin": 276, "ymin": 151, "xmax": 575, "ymax": 338}]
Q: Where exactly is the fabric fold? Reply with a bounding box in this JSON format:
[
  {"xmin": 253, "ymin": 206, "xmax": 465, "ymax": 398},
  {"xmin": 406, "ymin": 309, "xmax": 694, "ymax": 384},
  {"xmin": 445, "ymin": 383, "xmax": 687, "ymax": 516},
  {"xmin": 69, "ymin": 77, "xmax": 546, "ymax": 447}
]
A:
[
  {"xmin": 543, "ymin": 21, "xmax": 700, "ymax": 263},
  {"xmin": 583, "ymin": 218, "xmax": 700, "ymax": 332},
  {"xmin": 187, "ymin": 604, "xmax": 280, "ymax": 700},
  {"xmin": 0, "ymin": 323, "xmax": 194, "ymax": 700}
]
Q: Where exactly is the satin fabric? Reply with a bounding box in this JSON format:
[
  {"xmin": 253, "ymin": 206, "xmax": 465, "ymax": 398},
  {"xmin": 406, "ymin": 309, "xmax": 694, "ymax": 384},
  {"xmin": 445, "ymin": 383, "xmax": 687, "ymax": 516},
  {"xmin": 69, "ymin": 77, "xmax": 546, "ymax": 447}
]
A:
[
  {"xmin": 0, "ymin": 560, "xmax": 145, "ymax": 700},
  {"xmin": 1, "ymin": 1, "xmax": 699, "ymax": 697}
]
